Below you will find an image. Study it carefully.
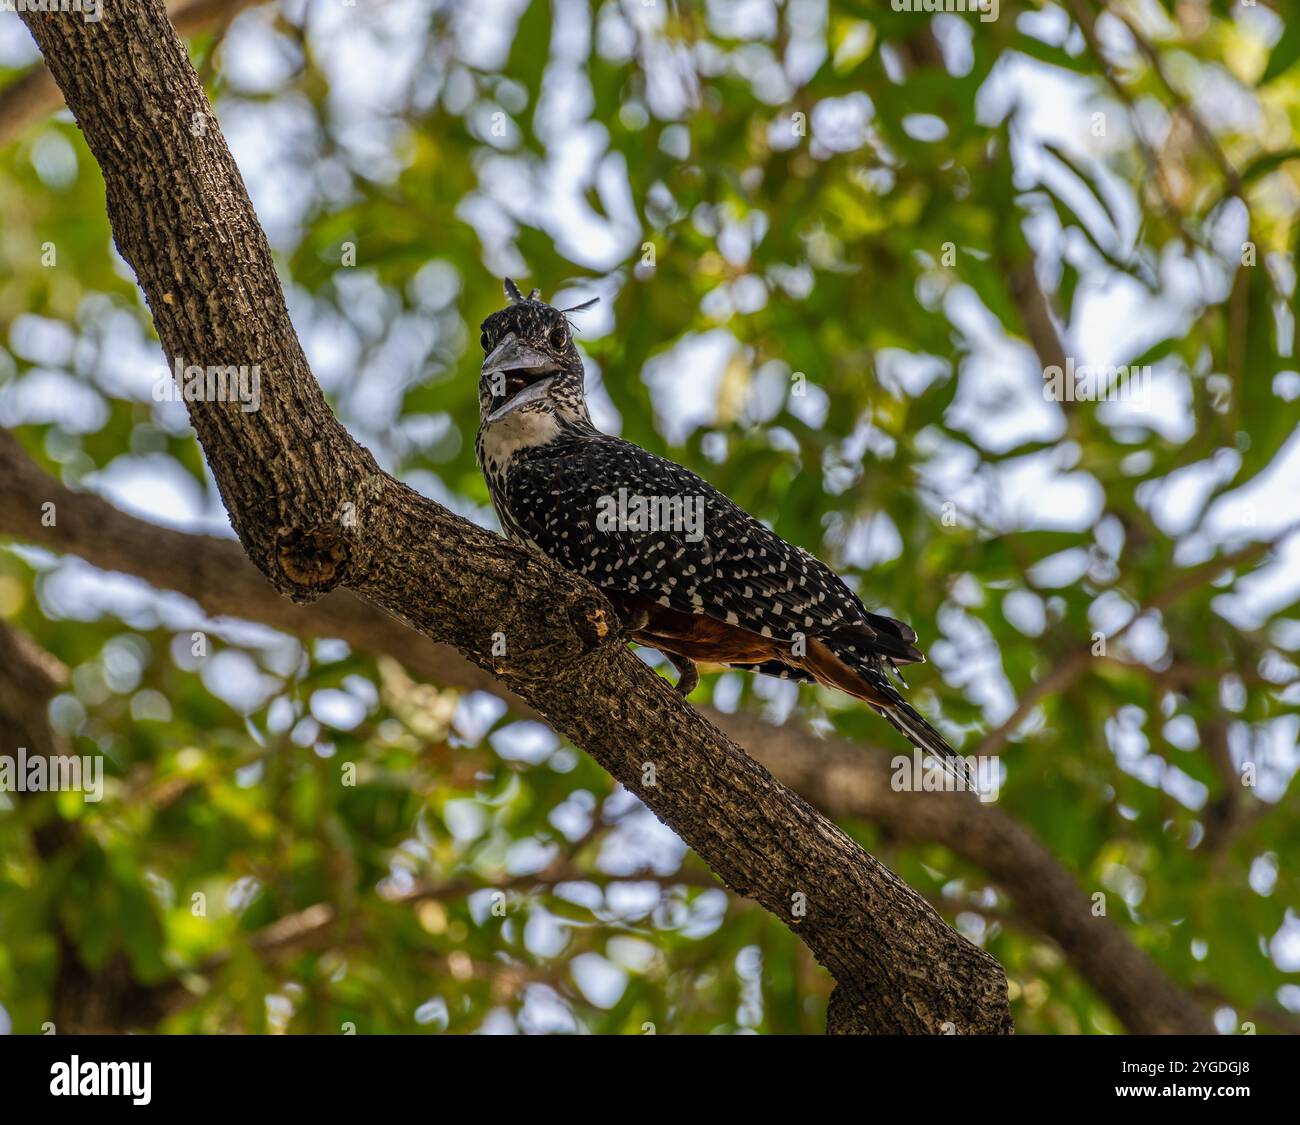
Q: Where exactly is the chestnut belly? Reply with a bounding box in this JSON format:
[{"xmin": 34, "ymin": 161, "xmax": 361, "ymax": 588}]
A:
[{"xmin": 609, "ymin": 592, "xmax": 787, "ymax": 664}]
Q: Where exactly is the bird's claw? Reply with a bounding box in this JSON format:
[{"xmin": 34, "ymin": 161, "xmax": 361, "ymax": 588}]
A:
[{"xmin": 667, "ymin": 653, "xmax": 699, "ymax": 697}]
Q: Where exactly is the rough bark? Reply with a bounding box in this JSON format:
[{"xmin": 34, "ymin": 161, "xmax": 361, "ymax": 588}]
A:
[
  {"xmin": 17, "ymin": 2, "xmax": 1013, "ymax": 1034},
  {"xmin": 0, "ymin": 0, "xmax": 265, "ymax": 148}
]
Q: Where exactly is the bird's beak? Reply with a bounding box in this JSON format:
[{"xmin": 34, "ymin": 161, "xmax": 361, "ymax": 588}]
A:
[
  {"xmin": 485, "ymin": 374, "xmax": 558, "ymax": 424},
  {"xmin": 481, "ymin": 333, "xmax": 561, "ymax": 423},
  {"xmin": 482, "ymin": 334, "xmax": 557, "ymax": 379}
]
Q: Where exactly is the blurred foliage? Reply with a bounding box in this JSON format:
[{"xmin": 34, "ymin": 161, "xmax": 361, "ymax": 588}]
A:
[{"xmin": 0, "ymin": 0, "xmax": 1298, "ymax": 1034}]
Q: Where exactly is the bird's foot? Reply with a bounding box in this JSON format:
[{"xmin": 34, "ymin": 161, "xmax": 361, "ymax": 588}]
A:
[{"xmin": 666, "ymin": 653, "xmax": 699, "ymax": 697}]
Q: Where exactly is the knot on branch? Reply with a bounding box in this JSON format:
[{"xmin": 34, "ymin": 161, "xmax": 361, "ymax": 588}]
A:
[
  {"xmin": 275, "ymin": 525, "xmax": 351, "ymax": 601},
  {"xmin": 567, "ymin": 593, "xmax": 614, "ymax": 654}
]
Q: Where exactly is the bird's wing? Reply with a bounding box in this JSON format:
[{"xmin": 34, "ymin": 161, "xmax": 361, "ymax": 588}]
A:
[{"xmin": 504, "ymin": 435, "xmax": 921, "ymax": 662}]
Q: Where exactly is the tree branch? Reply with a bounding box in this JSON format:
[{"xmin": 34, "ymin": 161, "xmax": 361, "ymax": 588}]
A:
[
  {"xmin": 16, "ymin": 1, "xmax": 1010, "ymax": 1034},
  {"xmin": 1105, "ymin": 5, "xmax": 1242, "ymax": 200},
  {"xmin": 0, "ymin": 0, "xmax": 264, "ymax": 148},
  {"xmin": 1066, "ymin": 0, "xmax": 1198, "ymax": 248}
]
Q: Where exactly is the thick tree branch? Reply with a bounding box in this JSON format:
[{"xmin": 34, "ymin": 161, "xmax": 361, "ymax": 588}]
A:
[
  {"xmin": 18, "ymin": 2, "xmax": 1010, "ymax": 1034},
  {"xmin": 0, "ymin": 429, "xmax": 1215, "ymax": 1033},
  {"xmin": 0, "ymin": 0, "xmax": 264, "ymax": 148}
]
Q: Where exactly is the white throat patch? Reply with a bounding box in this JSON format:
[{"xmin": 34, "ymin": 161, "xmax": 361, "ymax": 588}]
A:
[{"xmin": 479, "ymin": 407, "xmax": 562, "ymax": 469}]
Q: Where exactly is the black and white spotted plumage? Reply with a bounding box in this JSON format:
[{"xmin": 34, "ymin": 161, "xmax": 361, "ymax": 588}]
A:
[
  {"xmin": 501, "ymin": 431, "xmax": 920, "ymax": 660},
  {"xmin": 474, "ymin": 281, "xmax": 966, "ymax": 777}
]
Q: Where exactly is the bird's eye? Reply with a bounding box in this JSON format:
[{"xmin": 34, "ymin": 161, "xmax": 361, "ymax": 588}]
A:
[
  {"xmin": 548, "ymin": 325, "xmax": 568, "ymax": 350},
  {"xmin": 480, "ymin": 331, "xmax": 491, "ymax": 352}
]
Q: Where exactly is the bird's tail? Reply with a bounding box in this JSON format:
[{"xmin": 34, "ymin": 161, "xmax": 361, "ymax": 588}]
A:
[
  {"xmin": 806, "ymin": 635, "xmax": 973, "ymax": 786},
  {"xmin": 870, "ymin": 690, "xmax": 973, "ymax": 787}
]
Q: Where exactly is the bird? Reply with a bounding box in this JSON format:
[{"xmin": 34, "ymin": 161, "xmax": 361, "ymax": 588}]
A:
[{"xmin": 475, "ymin": 278, "xmax": 968, "ymax": 779}]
